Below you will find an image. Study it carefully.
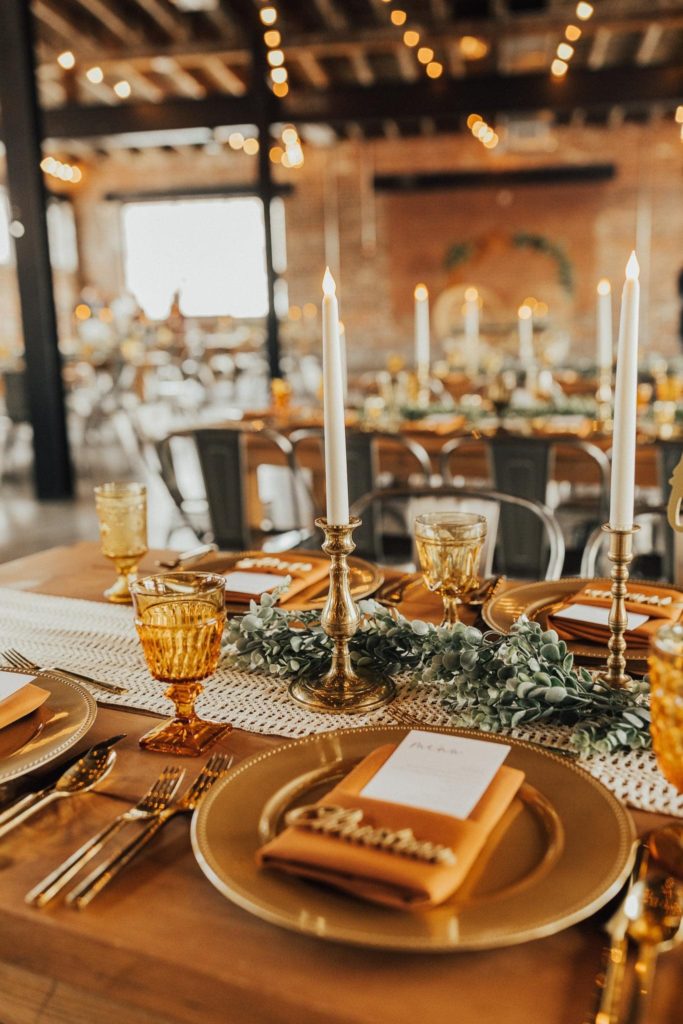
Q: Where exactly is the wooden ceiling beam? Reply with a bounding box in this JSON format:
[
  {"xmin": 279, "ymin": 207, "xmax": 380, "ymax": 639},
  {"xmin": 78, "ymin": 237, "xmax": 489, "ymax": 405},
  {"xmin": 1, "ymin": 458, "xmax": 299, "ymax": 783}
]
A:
[
  {"xmin": 296, "ymin": 52, "xmax": 330, "ymax": 89},
  {"xmin": 70, "ymin": 0, "xmax": 141, "ymax": 46},
  {"xmin": 636, "ymin": 23, "xmax": 664, "ymax": 66},
  {"xmin": 348, "ymin": 49, "xmax": 375, "ymax": 86},
  {"xmin": 202, "ymin": 55, "xmax": 247, "ymax": 96},
  {"xmin": 150, "ymin": 57, "xmax": 207, "ymax": 98},
  {"xmin": 311, "ymin": 0, "xmax": 348, "ymax": 32},
  {"xmin": 587, "ymin": 27, "xmax": 612, "ymax": 71},
  {"xmin": 39, "ymin": 62, "xmax": 683, "ymax": 141},
  {"xmin": 32, "ymin": 0, "xmax": 97, "ymax": 51},
  {"xmin": 395, "ymin": 44, "xmax": 419, "ymax": 82},
  {"xmin": 131, "ymin": 0, "xmax": 190, "ymax": 43}
]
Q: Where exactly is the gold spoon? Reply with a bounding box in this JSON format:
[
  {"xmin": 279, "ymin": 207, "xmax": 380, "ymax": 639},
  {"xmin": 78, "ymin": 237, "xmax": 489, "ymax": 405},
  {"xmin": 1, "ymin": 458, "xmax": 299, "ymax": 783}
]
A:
[{"xmin": 622, "ymin": 867, "xmax": 683, "ymax": 1024}]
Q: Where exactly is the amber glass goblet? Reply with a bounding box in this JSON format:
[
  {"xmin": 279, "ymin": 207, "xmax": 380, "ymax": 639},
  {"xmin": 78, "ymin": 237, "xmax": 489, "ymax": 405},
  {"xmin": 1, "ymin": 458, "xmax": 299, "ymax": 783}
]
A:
[
  {"xmin": 648, "ymin": 623, "xmax": 683, "ymax": 792},
  {"xmin": 415, "ymin": 512, "xmax": 487, "ymax": 626},
  {"xmin": 94, "ymin": 482, "xmax": 148, "ymax": 603},
  {"xmin": 131, "ymin": 572, "xmax": 230, "ymax": 757}
]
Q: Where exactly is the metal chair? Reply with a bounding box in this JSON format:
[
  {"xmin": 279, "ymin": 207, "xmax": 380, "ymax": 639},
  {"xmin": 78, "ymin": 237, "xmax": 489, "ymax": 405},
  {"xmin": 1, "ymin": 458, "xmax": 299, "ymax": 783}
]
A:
[
  {"xmin": 290, "ymin": 427, "xmax": 433, "ymax": 559},
  {"xmin": 580, "ymin": 507, "xmax": 670, "ymax": 580},
  {"xmin": 350, "ymin": 484, "xmax": 565, "ymax": 579},
  {"xmin": 193, "ymin": 426, "xmax": 312, "ymax": 551},
  {"xmin": 440, "ymin": 434, "xmax": 610, "ymax": 577}
]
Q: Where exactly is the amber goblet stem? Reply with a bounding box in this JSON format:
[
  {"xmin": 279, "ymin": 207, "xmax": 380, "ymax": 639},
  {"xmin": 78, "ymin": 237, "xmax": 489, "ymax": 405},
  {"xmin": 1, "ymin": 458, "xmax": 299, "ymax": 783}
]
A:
[
  {"xmin": 164, "ymin": 682, "xmax": 203, "ymax": 725},
  {"xmin": 597, "ymin": 523, "xmax": 640, "ymax": 689},
  {"xmin": 441, "ymin": 593, "xmax": 460, "ymax": 626}
]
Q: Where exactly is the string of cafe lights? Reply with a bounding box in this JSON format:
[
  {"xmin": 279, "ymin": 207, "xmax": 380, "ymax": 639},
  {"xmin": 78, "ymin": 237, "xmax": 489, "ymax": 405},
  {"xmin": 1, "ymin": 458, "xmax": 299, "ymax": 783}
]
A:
[
  {"xmin": 56, "ymin": 50, "xmax": 131, "ymax": 99},
  {"xmin": 257, "ymin": 3, "xmax": 290, "ymax": 98},
  {"xmin": 40, "ymin": 156, "xmax": 82, "ymax": 184},
  {"xmin": 380, "ymin": 0, "xmax": 444, "ymax": 79},
  {"xmin": 466, "ymin": 113, "xmax": 498, "ymax": 150},
  {"xmin": 551, "ymin": 2, "xmax": 594, "ymax": 78}
]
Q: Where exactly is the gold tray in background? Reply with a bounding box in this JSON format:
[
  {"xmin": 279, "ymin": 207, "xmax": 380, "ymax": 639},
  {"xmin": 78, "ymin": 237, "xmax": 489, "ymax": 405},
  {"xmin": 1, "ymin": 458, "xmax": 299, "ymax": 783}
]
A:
[
  {"xmin": 482, "ymin": 577, "xmax": 665, "ymax": 670},
  {"xmin": 0, "ymin": 669, "xmax": 97, "ymax": 784},
  {"xmin": 191, "ymin": 726, "xmax": 635, "ymax": 952},
  {"xmin": 201, "ymin": 550, "xmax": 383, "ymax": 613}
]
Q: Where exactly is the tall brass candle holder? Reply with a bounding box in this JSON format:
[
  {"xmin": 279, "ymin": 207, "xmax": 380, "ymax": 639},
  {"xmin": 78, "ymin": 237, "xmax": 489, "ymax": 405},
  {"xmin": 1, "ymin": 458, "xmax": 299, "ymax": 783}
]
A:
[
  {"xmin": 417, "ymin": 362, "xmax": 431, "ymax": 409},
  {"xmin": 595, "ymin": 366, "xmax": 613, "ymax": 433},
  {"xmin": 597, "ymin": 523, "xmax": 640, "ymax": 689},
  {"xmin": 289, "ymin": 516, "xmax": 396, "ymax": 713}
]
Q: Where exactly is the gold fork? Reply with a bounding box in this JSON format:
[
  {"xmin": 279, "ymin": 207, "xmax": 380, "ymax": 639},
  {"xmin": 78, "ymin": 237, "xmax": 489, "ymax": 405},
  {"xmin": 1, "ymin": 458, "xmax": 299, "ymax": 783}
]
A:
[
  {"xmin": 67, "ymin": 753, "xmax": 234, "ymax": 909},
  {"xmin": 26, "ymin": 765, "xmax": 185, "ymax": 907}
]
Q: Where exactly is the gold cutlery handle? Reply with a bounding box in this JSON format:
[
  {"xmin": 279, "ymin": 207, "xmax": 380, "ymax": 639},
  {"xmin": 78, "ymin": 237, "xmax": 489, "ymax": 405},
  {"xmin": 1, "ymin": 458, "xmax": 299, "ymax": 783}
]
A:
[
  {"xmin": 52, "ymin": 668, "xmax": 127, "ymax": 695},
  {"xmin": 0, "ymin": 787, "xmax": 49, "ymax": 828},
  {"xmin": 67, "ymin": 811, "xmax": 176, "ymax": 909},
  {"xmin": 624, "ymin": 943, "xmax": 658, "ymax": 1024},
  {"xmin": 26, "ymin": 817, "xmax": 128, "ymax": 907},
  {"xmin": 593, "ymin": 936, "xmax": 628, "ymax": 1023},
  {"xmin": 0, "ymin": 789, "xmax": 61, "ymax": 840}
]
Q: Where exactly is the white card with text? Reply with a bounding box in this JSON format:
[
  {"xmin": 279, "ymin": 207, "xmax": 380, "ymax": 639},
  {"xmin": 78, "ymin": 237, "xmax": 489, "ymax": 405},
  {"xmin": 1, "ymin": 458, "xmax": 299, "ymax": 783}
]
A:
[
  {"xmin": 554, "ymin": 602, "xmax": 649, "ymax": 631},
  {"xmin": 361, "ymin": 730, "xmax": 510, "ymax": 819},
  {"xmin": 223, "ymin": 571, "xmax": 284, "ymax": 596},
  {"xmin": 0, "ymin": 671, "xmax": 35, "ymax": 703}
]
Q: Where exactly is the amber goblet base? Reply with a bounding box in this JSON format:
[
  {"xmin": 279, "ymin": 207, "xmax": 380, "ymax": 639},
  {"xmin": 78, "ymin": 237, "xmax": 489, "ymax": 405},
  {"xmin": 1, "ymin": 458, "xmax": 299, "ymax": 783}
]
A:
[{"xmin": 139, "ymin": 682, "xmax": 231, "ymax": 757}]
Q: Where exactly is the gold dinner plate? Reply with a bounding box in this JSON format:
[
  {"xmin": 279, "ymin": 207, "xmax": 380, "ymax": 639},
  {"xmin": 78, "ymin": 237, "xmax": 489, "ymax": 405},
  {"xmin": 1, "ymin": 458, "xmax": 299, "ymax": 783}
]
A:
[
  {"xmin": 191, "ymin": 726, "xmax": 635, "ymax": 951},
  {"xmin": 201, "ymin": 550, "xmax": 383, "ymax": 613},
  {"xmin": 481, "ymin": 578, "xmax": 665, "ymax": 670},
  {"xmin": 0, "ymin": 669, "xmax": 97, "ymax": 784}
]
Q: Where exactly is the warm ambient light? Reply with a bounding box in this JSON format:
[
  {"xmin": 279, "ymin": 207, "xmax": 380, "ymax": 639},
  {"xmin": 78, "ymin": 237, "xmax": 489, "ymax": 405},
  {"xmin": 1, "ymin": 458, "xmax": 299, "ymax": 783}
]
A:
[
  {"xmin": 260, "ymin": 6, "xmax": 277, "ymax": 25},
  {"xmin": 75, "ymin": 304, "xmax": 91, "ymax": 320},
  {"xmin": 467, "ymin": 112, "xmax": 482, "ymax": 129},
  {"xmin": 426, "ymin": 61, "xmax": 443, "ymax": 78},
  {"xmin": 243, "ymin": 138, "xmax": 260, "ymax": 155},
  {"xmin": 417, "ymin": 47, "xmax": 434, "ymax": 64},
  {"xmin": 271, "ymin": 67, "xmax": 287, "ymax": 83},
  {"xmin": 57, "ymin": 50, "xmax": 75, "ymax": 69},
  {"xmin": 565, "ymin": 24, "xmax": 582, "ymax": 41},
  {"xmin": 576, "ymin": 1, "xmax": 594, "ymax": 19},
  {"xmin": 676, "ymin": 105, "xmax": 683, "ymax": 123},
  {"xmin": 228, "ymin": 132, "xmax": 244, "ymax": 149},
  {"xmin": 414, "ymin": 283, "xmax": 428, "ymax": 301},
  {"xmin": 597, "ymin": 279, "xmax": 611, "ymax": 296},
  {"xmin": 269, "ymin": 145, "xmax": 284, "ymax": 163},
  {"xmin": 390, "ymin": 9, "xmax": 407, "ymax": 26},
  {"xmin": 263, "ymin": 30, "xmax": 280, "ymax": 47},
  {"xmin": 86, "ymin": 66, "xmax": 103, "ymax": 83},
  {"xmin": 518, "ymin": 305, "xmax": 533, "ymax": 320},
  {"xmin": 626, "ymin": 251, "xmax": 640, "ymax": 281},
  {"xmin": 403, "ymin": 30, "xmax": 419, "ymax": 47},
  {"xmin": 557, "ymin": 42, "xmax": 574, "ymax": 60},
  {"xmin": 551, "ymin": 58, "xmax": 568, "ymax": 76},
  {"xmin": 273, "ymin": 81, "xmax": 289, "ymax": 97},
  {"xmin": 323, "ymin": 268, "xmax": 336, "ymax": 296},
  {"xmin": 464, "ymin": 286, "xmax": 478, "ymax": 302},
  {"xmin": 114, "ymin": 80, "xmax": 131, "ymax": 98},
  {"xmin": 459, "ymin": 35, "xmax": 488, "ymax": 60},
  {"xmin": 267, "ymin": 49, "xmax": 284, "ymax": 67},
  {"xmin": 282, "ymin": 126, "xmax": 298, "ymax": 144}
]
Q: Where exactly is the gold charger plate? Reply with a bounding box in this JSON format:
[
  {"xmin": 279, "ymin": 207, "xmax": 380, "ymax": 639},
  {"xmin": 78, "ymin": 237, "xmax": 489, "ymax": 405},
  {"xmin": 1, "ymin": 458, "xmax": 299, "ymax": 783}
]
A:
[
  {"xmin": 201, "ymin": 550, "xmax": 383, "ymax": 613},
  {"xmin": 191, "ymin": 726, "xmax": 635, "ymax": 951},
  {"xmin": 481, "ymin": 578, "xmax": 661, "ymax": 669},
  {"xmin": 0, "ymin": 669, "xmax": 97, "ymax": 784}
]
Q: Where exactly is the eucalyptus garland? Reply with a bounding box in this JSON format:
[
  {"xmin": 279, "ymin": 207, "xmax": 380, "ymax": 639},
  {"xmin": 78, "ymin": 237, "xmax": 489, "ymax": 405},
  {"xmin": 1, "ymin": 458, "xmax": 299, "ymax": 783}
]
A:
[{"xmin": 223, "ymin": 595, "xmax": 651, "ymax": 757}]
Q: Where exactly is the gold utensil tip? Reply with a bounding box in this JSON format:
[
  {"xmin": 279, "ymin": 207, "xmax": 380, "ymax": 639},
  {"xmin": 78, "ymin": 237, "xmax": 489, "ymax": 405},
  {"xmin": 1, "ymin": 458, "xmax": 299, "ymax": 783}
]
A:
[
  {"xmin": 66, "ymin": 754, "xmax": 233, "ymax": 909},
  {"xmin": 0, "ymin": 735, "xmax": 124, "ymax": 839},
  {"xmin": 1, "ymin": 648, "xmax": 128, "ymax": 695},
  {"xmin": 622, "ymin": 870, "xmax": 683, "ymax": 1024},
  {"xmin": 26, "ymin": 764, "xmax": 185, "ymax": 907},
  {"xmin": 155, "ymin": 544, "xmax": 218, "ymax": 569}
]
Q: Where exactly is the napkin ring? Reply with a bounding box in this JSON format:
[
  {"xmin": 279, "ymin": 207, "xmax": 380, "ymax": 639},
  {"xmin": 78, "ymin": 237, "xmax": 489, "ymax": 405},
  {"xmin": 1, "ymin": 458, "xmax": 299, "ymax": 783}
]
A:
[{"xmin": 286, "ymin": 804, "xmax": 457, "ymax": 866}]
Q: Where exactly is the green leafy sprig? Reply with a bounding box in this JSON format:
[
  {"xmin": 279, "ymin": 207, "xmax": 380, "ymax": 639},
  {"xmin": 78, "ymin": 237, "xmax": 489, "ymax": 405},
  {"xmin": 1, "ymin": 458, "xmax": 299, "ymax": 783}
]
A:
[{"xmin": 222, "ymin": 597, "xmax": 651, "ymax": 756}]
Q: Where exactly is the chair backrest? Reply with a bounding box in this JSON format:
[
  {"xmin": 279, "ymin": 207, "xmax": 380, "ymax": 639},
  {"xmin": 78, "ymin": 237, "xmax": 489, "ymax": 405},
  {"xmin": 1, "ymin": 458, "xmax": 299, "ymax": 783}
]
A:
[
  {"xmin": 193, "ymin": 428, "xmax": 250, "ymax": 550},
  {"xmin": 656, "ymin": 440, "xmax": 683, "ymax": 576},
  {"xmin": 350, "ymin": 484, "xmax": 565, "ymax": 579},
  {"xmin": 580, "ymin": 507, "xmax": 669, "ymax": 580}
]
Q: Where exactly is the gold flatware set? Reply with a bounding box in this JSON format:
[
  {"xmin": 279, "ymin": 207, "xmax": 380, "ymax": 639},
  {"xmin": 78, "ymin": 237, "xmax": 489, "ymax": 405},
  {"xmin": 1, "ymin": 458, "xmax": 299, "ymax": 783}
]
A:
[{"xmin": 2, "ymin": 647, "xmax": 128, "ymax": 695}]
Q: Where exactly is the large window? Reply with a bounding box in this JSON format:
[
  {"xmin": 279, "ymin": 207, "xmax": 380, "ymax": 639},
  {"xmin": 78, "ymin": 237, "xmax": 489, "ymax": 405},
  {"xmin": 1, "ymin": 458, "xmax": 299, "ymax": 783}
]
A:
[{"xmin": 121, "ymin": 196, "xmax": 275, "ymax": 320}]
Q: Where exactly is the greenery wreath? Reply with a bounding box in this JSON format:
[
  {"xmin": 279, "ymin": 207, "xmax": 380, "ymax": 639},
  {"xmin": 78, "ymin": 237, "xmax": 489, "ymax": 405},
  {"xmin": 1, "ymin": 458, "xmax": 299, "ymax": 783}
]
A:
[{"xmin": 444, "ymin": 232, "xmax": 574, "ymax": 295}]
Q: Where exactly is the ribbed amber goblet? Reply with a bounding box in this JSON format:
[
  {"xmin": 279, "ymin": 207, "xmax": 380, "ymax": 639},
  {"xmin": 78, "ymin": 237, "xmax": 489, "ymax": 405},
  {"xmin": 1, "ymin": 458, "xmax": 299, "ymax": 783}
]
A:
[{"xmin": 94, "ymin": 482, "xmax": 147, "ymax": 603}]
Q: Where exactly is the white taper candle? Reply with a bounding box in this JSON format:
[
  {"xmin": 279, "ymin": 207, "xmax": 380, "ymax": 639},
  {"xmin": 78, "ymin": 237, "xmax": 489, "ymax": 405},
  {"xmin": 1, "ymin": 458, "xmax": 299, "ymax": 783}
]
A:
[
  {"xmin": 322, "ymin": 268, "xmax": 349, "ymax": 525},
  {"xmin": 609, "ymin": 252, "xmax": 640, "ymax": 532},
  {"xmin": 464, "ymin": 286, "xmax": 479, "ymax": 378},
  {"xmin": 597, "ymin": 279, "xmax": 613, "ymax": 372},
  {"xmin": 414, "ymin": 283, "xmax": 430, "ymax": 377}
]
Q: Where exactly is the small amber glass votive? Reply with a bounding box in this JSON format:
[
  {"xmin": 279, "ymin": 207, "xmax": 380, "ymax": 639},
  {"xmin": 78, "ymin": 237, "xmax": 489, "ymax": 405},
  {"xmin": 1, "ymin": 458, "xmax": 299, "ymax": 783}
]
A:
[
  {"xmin": 94, "ymin": 482, "xmax": 147, "ymax": 603},
  {"xmin": 648, "ymin": 623, "xmax": 683, "ymax": 792}
]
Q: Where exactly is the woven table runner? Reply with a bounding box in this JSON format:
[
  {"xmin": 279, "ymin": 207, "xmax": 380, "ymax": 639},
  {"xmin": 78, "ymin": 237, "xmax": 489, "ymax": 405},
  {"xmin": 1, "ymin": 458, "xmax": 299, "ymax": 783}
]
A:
[{"xmin": 0, "ymin": 587, "xmax": 680, "ymax": 818}]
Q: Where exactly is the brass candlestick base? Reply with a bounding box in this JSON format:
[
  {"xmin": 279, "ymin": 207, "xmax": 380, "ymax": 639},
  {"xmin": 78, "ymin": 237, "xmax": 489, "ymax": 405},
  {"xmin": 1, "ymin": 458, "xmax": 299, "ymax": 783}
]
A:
[
  {"xmin": 597, "ymin": 523, "xmax": 640, "ymax": 689},
  {"xmin": 289, "ymin": 516, "xmax": 396, "ymax": 713},
  {"xmin": 416, "ymin": 363, "xmax": 431, "ymax": 409},
  {"xmin": 595, "ymin": 367, "xmax": 613, "ymax": 433}
]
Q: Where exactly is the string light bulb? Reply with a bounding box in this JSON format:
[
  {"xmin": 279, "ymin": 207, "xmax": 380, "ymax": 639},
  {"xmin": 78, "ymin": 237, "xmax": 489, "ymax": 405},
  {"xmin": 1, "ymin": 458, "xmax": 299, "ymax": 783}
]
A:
[
  {"xmin": 576, "ymin": 2, "xmax": 594, "ymax": 19},
  {"xmin": 270, "ymin": 67, "xmax": 287, "ymax": 84},
  {"xmin": 390, "ymin": 9, "xmax": 407, "ymax": 26},
  {"xmin": 260, "ymin": 6, "xmax": 277, "ymax": 25},
  {"xmin": 57, "ymin": 51, "xmax": 75, "ymax": 70},
  {"xmin": 426, "ymin": 61, "xmax": 443, "ymax": 78},
  {"xmin": 243, "ymin": 138, "xmax": 259, "ymax": 155},
  {"xmin": 551, "ymin": 58, "xmax": 568, "ymax": 76},
  {"xmin": 565, "ymin": 25, "xmax": 581, "ymax": 41},
  {"xmin": 86, "ymin": 66, "xmax": 103, "ymax": 83},
  {"xmin": 113, "ymin": 80, "xmax": 131, "ymax": 98},
  {"xmin": 557, "ymin": 43, "xmax": 574, "ymax": 60},
  {"xmin": 263, "ymin": 30, "xmax": 280, "ymax": 47}
]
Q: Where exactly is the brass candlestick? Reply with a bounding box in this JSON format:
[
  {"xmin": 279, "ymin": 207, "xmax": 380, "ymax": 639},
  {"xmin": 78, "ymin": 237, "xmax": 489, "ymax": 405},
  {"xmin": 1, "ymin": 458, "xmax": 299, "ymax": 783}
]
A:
[
  {"xmin": 597, "ymin": 523, "xmax": 640, "ymax": 689},
  {"xmin": 595, "ymin": 366, "xmax": 613, "ymax": 432},
  {"xmin": 289, "ymin": 516, "xmax": 396, "ymax": 713},
  {"xmin": 417, "ymin": 362, "xmax": 431, "ymax": 409}
]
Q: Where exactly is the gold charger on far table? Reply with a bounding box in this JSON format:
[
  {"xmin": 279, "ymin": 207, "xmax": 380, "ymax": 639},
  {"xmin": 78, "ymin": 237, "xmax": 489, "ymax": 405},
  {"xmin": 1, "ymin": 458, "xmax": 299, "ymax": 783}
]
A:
[
  {"xmin": 0, "ymin": 669, "xmax": 96, "ymax": 784},
  {"xmin": 200, "ymin": 550, "xmax": 383, "ymax": 613},
  {"xmin": 191, "ymin": 726, "xmax": 635, "ymax": 952},
  {"xmin": 481, "ymin": 577, "xmax": 668, "ymax": 671}
]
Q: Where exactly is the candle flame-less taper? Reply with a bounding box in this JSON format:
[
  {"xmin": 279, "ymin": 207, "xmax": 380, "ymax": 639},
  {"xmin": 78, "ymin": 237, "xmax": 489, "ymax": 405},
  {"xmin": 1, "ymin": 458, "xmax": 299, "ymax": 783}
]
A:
[
  {"xmin": 609, "ymin": 252, "xmax": 640, "ymax": 532},
  {"xmin": 322, "ymin": 268, "xmax": 349, "ymax": 525}
]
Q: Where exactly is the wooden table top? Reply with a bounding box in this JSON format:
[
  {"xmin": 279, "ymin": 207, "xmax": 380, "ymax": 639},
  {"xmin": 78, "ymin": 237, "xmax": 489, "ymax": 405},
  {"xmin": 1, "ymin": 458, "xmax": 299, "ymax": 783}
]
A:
[{"xmin": 0, "ymin": 542, "xmax": 680, "ymax": 1024}]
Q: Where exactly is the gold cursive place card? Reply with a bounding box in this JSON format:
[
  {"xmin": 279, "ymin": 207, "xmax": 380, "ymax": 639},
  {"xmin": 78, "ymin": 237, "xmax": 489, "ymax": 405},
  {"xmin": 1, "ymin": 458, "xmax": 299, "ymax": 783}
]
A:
[
  {"xmin": 582, "ymin": 587, "xmax": 683, "ymax": 609},
  {"xmin": 285, "ymin": 804, "xmax": 457, "ymax": 865}
]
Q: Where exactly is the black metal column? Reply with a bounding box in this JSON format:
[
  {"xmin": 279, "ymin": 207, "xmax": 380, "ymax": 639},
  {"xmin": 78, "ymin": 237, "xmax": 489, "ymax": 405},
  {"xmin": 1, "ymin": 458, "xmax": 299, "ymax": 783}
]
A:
[{"xmin": 0, "ymin": 0, "xmax": 73, "ymax": 499}]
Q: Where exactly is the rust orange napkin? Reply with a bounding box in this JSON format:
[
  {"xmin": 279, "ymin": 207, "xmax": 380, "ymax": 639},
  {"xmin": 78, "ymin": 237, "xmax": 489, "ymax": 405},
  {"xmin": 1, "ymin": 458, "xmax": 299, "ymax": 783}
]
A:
[
  {"xmin": 547, "ymin": 582, "xmax": 683, "ymax": 650},
  {"xmin": 257, "ymin": 743, "xmax": 524, "ymax": 910},
  {"xmin": 224, "ymin": 553, "xmax": 330, "ymax": 605},
  {"xmin": 0, "ymin": 680, "xmax": 50, "ymax": 731}
]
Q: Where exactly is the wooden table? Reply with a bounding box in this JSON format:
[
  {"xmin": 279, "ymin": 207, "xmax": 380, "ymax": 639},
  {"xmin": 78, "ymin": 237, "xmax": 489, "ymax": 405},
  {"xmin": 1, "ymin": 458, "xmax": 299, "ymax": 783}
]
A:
[{"xmin": 0, "ymin": 543, "xmax": 681, "ymax": 1024}]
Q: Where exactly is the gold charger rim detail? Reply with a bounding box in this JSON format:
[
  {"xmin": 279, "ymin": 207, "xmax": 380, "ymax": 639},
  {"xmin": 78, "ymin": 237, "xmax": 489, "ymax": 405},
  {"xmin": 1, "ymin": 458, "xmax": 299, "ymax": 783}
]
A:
[
  {"xmin": 191, "ymin": 725, "xmax": 635, "ymax": 952},
  {"xmin": 0, "ymin": 669, "xmax": 97, "ymax": 784}
]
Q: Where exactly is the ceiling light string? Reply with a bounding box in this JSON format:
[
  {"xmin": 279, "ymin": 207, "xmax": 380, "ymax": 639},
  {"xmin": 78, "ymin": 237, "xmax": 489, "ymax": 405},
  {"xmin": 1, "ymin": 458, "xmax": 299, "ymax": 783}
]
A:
[
  {"xmin": 382, "ymin": 3, "xmax": 444, "ymax": 79},
  {"xmin": 551, "ymin": 2, "xmax": 593, "ymax": 77}
]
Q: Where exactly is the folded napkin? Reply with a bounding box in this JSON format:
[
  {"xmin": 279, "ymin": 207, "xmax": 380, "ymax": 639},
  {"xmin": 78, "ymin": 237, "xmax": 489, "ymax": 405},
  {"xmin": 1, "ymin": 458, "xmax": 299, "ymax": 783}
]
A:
[
  {"xmin": 257, "ymin": 744, "xmax": 524, "ymax": 910},
  {"xmin": 0, "ymin": 671, "xmax": 50, "ymax": 731},
  {"xmin": 548, "ymin": 582, "xmax": 683, "ymax": 650},
  {"xmin": 223, "ymin": 554, "xmax": 330, "ymax": 605}
]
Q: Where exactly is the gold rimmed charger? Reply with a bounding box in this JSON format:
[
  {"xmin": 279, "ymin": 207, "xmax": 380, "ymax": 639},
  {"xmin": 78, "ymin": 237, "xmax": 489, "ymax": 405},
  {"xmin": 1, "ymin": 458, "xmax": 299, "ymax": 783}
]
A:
[
  {"xmin": 200, "ymin": 550, "xmax": 383, "ymax": 613},
  {"xmin": 191, "ymin": 726, "xmax": 635, "ymax": 952},
  {"xmin": 481, "ymin": 577, "xmax": 672, "ymax": 670},
  {"xmin": 0, "ymin": 669, "xmax": 96, "ymax": 784}
]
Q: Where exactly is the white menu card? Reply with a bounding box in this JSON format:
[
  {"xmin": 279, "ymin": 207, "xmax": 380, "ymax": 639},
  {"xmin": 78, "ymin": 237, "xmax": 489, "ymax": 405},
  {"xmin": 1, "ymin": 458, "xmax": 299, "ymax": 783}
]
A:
[{"xmin": 0, "ymin": 671, "xmax": 35, "ymax": 702}]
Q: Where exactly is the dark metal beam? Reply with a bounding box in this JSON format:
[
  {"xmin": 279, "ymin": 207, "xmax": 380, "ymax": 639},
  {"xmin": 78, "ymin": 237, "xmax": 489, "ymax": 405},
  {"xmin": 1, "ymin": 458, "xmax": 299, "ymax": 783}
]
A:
[
  {"xmin": 39, "ymin": 62, "xmax": 683, "ymax": 141},
  {"xmin": 0, "ymin": 0, "xmax": 73, "ymax": 499},
  {"xmin": 374, "ymin": 163, "xmax": 617, "ymax": 192}
]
